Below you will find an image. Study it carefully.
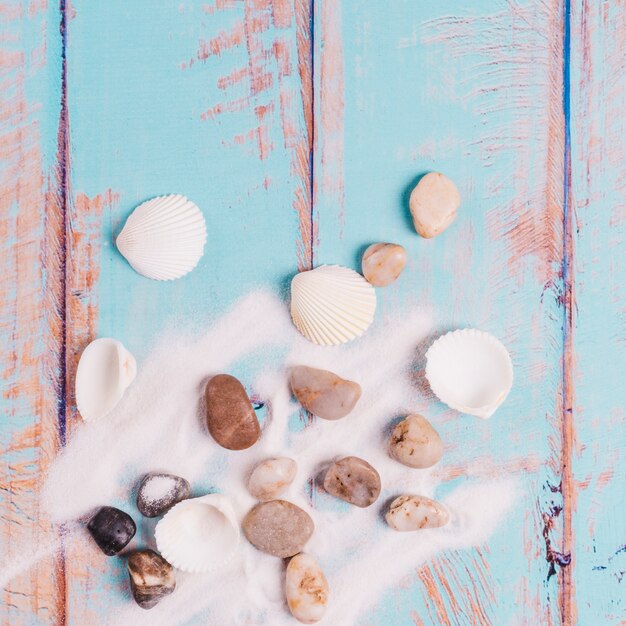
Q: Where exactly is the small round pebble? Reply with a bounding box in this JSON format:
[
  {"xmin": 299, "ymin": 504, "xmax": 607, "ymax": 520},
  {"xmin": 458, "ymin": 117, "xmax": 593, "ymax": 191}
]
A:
[
  {"xmin": 389, "ymin": 414, "xmax": 443, "ymax": 469},
  {"xmin": 136, "ymin": 472, "xmax": 191, "ymax": 518},
  {"xmin": 87, "ymin": 506, "xmax": 136, "ymax": 556},
  {"xmin": 361, "ymin": 243, "xmax": 407, "ymax": 287},
  {"xmin": 385, "ymin": 495, "xmax": 449, "ymax": 531},
  {"xmin": 286, "ymin": 553, "xmax": 329, "ymax": 624},
  {"xmin": 323, "ymin": 456, "xmax": 381, "ymax": 508},
  {"xmin": 243, "ymin": 500, "xmax": 314, "ymax": 558},
  {"xmin": 409, "ymin": 172, "xmax": 460, "ymax": 238},
  {"xmin": 247, "ymin": 458, "xmax": 297, "ymax": 501}
]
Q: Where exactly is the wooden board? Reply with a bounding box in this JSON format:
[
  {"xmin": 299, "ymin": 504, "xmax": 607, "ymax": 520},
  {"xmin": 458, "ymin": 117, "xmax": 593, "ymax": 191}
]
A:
[{"xmin": 1, "ymin": 0, "xmax": 624, "ymax": 624}]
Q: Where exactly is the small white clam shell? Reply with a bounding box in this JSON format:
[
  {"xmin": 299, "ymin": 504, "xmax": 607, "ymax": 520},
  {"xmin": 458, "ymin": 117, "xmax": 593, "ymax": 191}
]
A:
[
  {"xmin": 290, "ymin": 265, "xmax": 377, "ymax": 346},
  {"xmin": 116, "ymin": 194, "xmax": 207, "ymax": 281},
  {"xmin": 425, "ymin": 329, "xmax": 513, "ymax": 419},
  {"xmin": 155, "ymin": 494, "xmax": 239, "ymax": 573},
  {"xmin": 75, "ymin": 338, "xmax": 136, "ymax": 422}
]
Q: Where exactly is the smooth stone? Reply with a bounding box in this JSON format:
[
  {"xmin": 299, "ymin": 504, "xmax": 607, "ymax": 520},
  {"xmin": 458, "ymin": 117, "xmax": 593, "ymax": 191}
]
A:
[
  {"xmin": 290, "ymin": 365, "xmax": 361, "ymax": 420},
  {"xmin": 248, "ymin": 457, "xmax": 297, "ymax": 502},
  {"xmin": 409, "ymin": 172, "xmax": 460, "ymax": 238},
  {"xmin": 127, "ymin": 549, "xmax": 176, "ymax": 609},
  {"xmin": 385, "ymin": 495, "xmax": 449, "ymax": 531},
  {"xmin": 87, "ymin": 506, "xmax": 136, "ymax": 556},
  {"xmin": 205, "ymin": 374, "xmax": 261, "ymax": 450},
  {"xmin": 136, "ymin": 472, "xmax": 191, "ymax": 518},
  {"xmin": 323, "ymin": 456, "xmax": 381, "ymax": 508},
  {"xmin": 389, "ymin": 414, "xmax": 443, "ymax": 469},
  {"xmin": 243, "ymin": 500, "xmax": 314, "ymax": 558},
  {"xmin": 286, "ymin": 553, "xmax": 329, "ymax": 624},
  {"xmin": 361, "ymin": 243, "xmax": 407, "ymax": 287}
]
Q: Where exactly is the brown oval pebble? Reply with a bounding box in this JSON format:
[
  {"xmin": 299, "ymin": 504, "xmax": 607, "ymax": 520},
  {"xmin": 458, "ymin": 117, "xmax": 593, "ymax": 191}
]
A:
[
  {"xmin": 127, "ymin": 549, "xmax": 176, "ymax": 610},
  {"xmin": 409, "ymin": 172, "xmax": 460, "ymax": 238},
  {"xmin": 389, "ymin": 414, "xmax": 443, "ymax": 469},
  {"xmin": 243, "ymin": 500, "xmax": 314, "ymax": 558},
  {"xmin": 205, "ymin": 374, "xmax": 261, "ymax": 450},
  {"xmin": 385, "ymin": 495, "xmax": 449, "ymax": 531},
  {"xmin": 361, "ymin": 243, "xmax": 407, "ymax": 287},
  {"xmin": 290, "ymin": 365, "xmax": 361, "ymax": 420},
  {"xmin": 323, "ymin": 456, "xmax": 381, "ymax": 508}
]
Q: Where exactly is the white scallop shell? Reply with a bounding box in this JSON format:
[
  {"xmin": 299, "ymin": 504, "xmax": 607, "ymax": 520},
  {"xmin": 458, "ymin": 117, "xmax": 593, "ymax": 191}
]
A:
[
  {"xmin": 116, "ymin": 194, "xmax": 207, "ymax": 280},
  {"xmin": 425, "ymin": 329, "xmax": 513, "ymax": 419},
  {"xmin": 290, "ymin": 265, "xmax": 377, "ymax": 346},
  {"xmin": 155, "ymin": 494, "xmax": 240, "ymax": 573},
  {"xmin": 75, "ymin": 338, "xmax": 137, "ymax": 422}
]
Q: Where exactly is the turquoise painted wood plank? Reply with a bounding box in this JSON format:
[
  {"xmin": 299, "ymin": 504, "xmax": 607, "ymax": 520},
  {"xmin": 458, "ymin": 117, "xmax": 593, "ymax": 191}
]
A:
[
  {"xmin": 569, "ymin": 2, "xmax": 626, "ymax": 624},
  {"xmin": 62, "ymin": 0, "xmax": 311, "ymax": 623},
  {"xmin": 0, "ymin": 2, "xmax": 66, "ymax": 624},
  {"xmin": 313, "ymin": 1, "xmax": 570, "ymax": 624}
]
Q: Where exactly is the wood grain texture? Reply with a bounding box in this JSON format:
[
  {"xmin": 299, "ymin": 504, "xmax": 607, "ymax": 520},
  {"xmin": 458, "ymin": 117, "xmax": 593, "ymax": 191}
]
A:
[
  {"xmin": 569, "ymin": 1, "xmax": 626, "ymax": 623},
  {"xmin": 1, "ymin": 0, "xmax": 625, "ymax": 624},
  {"xmin": 313, "ymin": 1, "xmax": 573, "ymax": 624},
  {"xmin": 0, "ymin": 2, "xmax": 66, "ymax": 624}
]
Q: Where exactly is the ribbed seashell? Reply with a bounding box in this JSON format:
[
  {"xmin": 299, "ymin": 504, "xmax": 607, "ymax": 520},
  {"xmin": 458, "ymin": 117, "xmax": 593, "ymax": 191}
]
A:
[
  {"xmin": 75, "ymin": 338, "xmax": 137, "ymax": 422},
  {"xmin": 290, "ymin": 265, "xmax": 377, "ymax": 346},
  {"xmin": 155, "ymin": 494, "xmax": 239, "ymax": 573},
  {"xmin": 425, "ymin": 329, "xmax": 513, "ymax": 419},
  {"xmin": 116, "ymin": 194, "xmax": 207, "ymax": 280}
]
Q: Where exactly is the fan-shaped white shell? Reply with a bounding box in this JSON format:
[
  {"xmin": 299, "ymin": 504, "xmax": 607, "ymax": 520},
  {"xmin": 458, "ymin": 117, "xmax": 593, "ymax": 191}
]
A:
[
  {"xmin": 425, "ymin": 329, "xmax": 513, "ymax": 419},
  {"xmin": 75, "ymin": 338, "xmax": 137, "ymax": 422},
  {"xmin": 290, "ymin": 265, "xmax": 377, "ymax": 346},
  {"xmin": 155, "ymin": 494, "xmax": 240, "ymax": 573},
  {"xmin": 116, "ymin": 194, "xmax": 207, "ymax": 281}
]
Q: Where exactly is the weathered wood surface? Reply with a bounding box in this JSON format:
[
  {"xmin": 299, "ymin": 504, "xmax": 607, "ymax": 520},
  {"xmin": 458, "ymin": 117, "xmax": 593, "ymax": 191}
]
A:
[{"xmin": 1, "ymin": 1, "xmax": 624, "ymax": 624}]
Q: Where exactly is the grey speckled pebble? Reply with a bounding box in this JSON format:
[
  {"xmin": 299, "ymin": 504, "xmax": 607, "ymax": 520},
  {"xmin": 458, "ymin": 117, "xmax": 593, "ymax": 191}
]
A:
[{"xmin": 136, "ymin": 473, "xmax": 191, "ymax": 518}]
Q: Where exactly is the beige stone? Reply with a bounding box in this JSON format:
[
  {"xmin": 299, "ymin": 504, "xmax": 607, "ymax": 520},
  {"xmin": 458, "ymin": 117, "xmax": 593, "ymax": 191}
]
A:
[
  {"xmin": 385, "ymin": 495, "xmax": 449, "ymax": 531},
  {"xmin": 323, "ymin": 456, "xmax": 381, "ymax": 508},
  {"xmin": 409, "ymin": 172, "xmax": 460, "ymax": 238},
  {"xmin": 290, "ymin": 365, "xmax": 361, "ymax": 420},
  {"xmin": 243, "ymin": 500, "xmax": 314, "ymax": 558},
  {"xmin": 247, "ymin": 458, "xmax": 297, "ymax": 501},
  {"xmin": 285, "ymin": 553, "xmax": 329, "ymax": 624},
  {"xmin": 361, "ymin": 243, "xmax": 407, "ymax": 287},
  {"xmin": 389, "ymin": 414, "xmax": 443, "ymax": 469}
]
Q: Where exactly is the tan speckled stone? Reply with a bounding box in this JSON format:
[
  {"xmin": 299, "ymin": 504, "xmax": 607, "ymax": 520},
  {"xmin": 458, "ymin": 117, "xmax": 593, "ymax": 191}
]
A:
[{"xmin": 243, "ymin": 500, "xmax": 314, "ymax": 557}]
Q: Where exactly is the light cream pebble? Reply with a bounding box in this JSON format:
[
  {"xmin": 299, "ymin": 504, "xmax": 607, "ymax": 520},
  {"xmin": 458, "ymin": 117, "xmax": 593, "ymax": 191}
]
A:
[
  {"xmin": 409, "ymin": 172, "xmax": 460, "ymax": 238},
  {"xmin": 247, "ymin": 457, "xmax": 297, "ymax": 502},
  {"xmin": 389, "ymin": 414, "xmax": 443, "ymax": 469},
  {"xmin": 385, "ymin": 495, "xmax": 449, "ymax": 531},
  {"xmin": 285, "ymin": 553, "xmax": 329, "ymax": 624},
  {"xmin": 361, "ymin": 243, "xmax": 407, "ymax": 287},
  {"xmin": 290, "ymin": 365, "xmax": 361, "ymax": 420}
]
